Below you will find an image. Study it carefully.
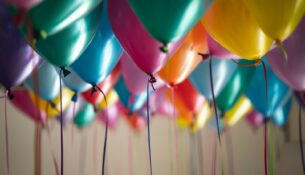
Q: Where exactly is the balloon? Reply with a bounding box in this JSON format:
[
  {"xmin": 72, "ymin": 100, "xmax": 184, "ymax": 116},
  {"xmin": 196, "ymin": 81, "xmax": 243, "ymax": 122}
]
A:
[
  {"xmin": 60, "ymin": 68, "xmax": 91, "ymax": 94},
  {"xmin": 216, "ymin": 60, "xmax": 256, "ymax": 112},
  {"xmin": 10, "ymin": 88, "xmax": 46, "ymax": 122},
  {"xmin": 29, "ymin": 88, "xmax": 73, "ymax": 118},
  {"xmin": 189, "ymin": 58, "xmax": 237, "ymax": 100},
  {"xmin": 7, "ymin": 0, "xmax": 41, "ymax": 10},
  {"xmin": 124, "ymin": 113, "xmax": 146, "ymax": 132},
  {"xmin": 149, "ymin": 87, "xmax": 175, "ymax": 117},
  {"xmin": 18, "ymin": 0, "xmax": 101, "ymax": 37},
  {"xmin": 96, "ymin": 90, "xmax": 119, "ymax": 112},
  {"xmin": 74, "ymin": 103, "xmax": 95, "ymax": 128},
  {"xmin": 192, "ymin": 101, "xmax": 213, "ymax": 132},
  {"xmin": 97, "ymin": 102, "xmax": 121, "ymax": 129},
  {"xmin": 31, "ymin": 3, "xmax": 102, "ymax": 68},
  {"xmin": 223, "ymin": 96, "xmax": 253, "ymax": 127},
  {"xmin": 115, "ymin": 76, "xmax": 147, "ymax": 111},
  {"xmin": 128, "ymin": 0, "xmax": 212, "ymax": 44},
  {"xmin": 0, "ymin": 3, "xmax": 41, "ymax": 89},
  {"xmin": 267, "ymin": 17, "xmax": 305, "ymax": 91},
  {"xmin": 207, "ymin": 34, "xmax": 239, "ymax": 60},
  {"xmin": 108, "ymin": 0, "xmax": 181, "ymax": 74},
  {"xmin": 246, "ymin": 62, "xmax": 291, "ymax": 117},
  {"xmin": 245, "ymin": 110, "xmax": 264, "ymax": 129},
  {"xmin": 244, "ymin": 0, "xmax": 305, "ymax": 43},
  {"xmin": 24, "ymin": 61, "xmax": 60, "ymax": 101},
  {"xmin": 55, "ymin": 99, "xmax": 83, "ymax": 125},
  {"xmin": 71, "ymin": 2, "xmax": 122, "ymax": 85},
  {"xmin": 272, "ymin": 97, "xmax": 292, "ymax": 126},
  {"xmin": 81, "ymin": 65, "xmax": 120, "ymax": 104},
  {"xmin": 158, "ymin": 23, "xmax": 208, "ymax": 86},
  {"xmin": 202, "ymin": 0, "xmax": 273, "ymax": 59}
]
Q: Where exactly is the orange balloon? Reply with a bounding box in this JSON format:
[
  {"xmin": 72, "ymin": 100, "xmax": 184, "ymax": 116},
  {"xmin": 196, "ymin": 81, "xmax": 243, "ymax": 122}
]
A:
[{"xmin": 158, "ymin": 23, "xmax": 208, "ymax": 86}]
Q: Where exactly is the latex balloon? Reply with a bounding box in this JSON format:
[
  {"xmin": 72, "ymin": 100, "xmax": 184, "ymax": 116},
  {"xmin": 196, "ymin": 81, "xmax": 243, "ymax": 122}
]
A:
[
  {"xmin": 158, "ymin": 23, "xmax": 208, "ymax": 86},
  {"xmin": 55, "ymin": 99, "xmax": 83, "ymax": 125},
  {"xmin": 216, "ymin": 60, "xmax": 256, "ymax": 112},
  {"xmin": 115, "ymin": 76, "xmax": 147, "ymax": 111},
  {"xmin": 71, "ymin": 2, "xmax": 122, "ymax": 85},
  {"xmin": 0, "ymin": 3, "xmax": 41, "ymax": 89},
  {"xmin": 18, "ymin": 0, "xmax": 102, "ymax": 37},
  {"xmin": 74, "ymin": 103, "xmax": 95, "ymax": 128},
  {"xmin": 207, "ymin": 34, "xmax": 239, "ymax": 60},
  {"xmin": 60, "ymin": 68, "xmax": 91, "ymax": 94},
  {"xmin": 7, "ymin": 0, "xmax": 41, "ymax": 10},
  {"xmin": 189, "ymin": 58, "xmax": 237, "ymax": 100},
  {"xmin": 97, "ymin": 102, "xmax": 121, "ymax": 129},
  {"xmin": 223, "ymin": 96, "xmax": 253, "ymax": 127},
  {"xmin": 96, "ymin": 90, "xmax": 119, "ymax": 112},
  {"xmin": 29, "ymin": 88, "xmax": 73, "ymax": 118},
  {"xmin": 10, "ymin": 88, "xmax": 46, "ymax": 122},
  {"xmin": 24, "ymin": 61, "xmax": 60, "ymax": 101},
  {"xmin": 272, "ymin": 97, "xmax": 292, "ymax": 126},
  {"xmin": 32, "ymin": 4, "xmax": 102, "ymax": 68},
  {"xmin": 202, "ymin": 0, "xmax": 273, "ymax": 59},
  {"xmin": 81, "ymin": 64, "xmax": 120, "ymax": 104},
  {"xmin": 149, "ymin": 87, "xmax": 175, "ymax": 117},
  {"xmin": 246, "ymin": 61, "xmax": 291, "ymax": 117},
  {"xmin": 246, "ymin": 110, "xmax": 264, "ymax": 129},
  {"xmin": 267, "ymin": 17, "xmax": 305, "ymax": 91},
  {"xmin": 192, "ymin": 101, "xmax": 213, "ymax": 132},
  {"xmin": 176, "ymin": 117, "xmax": 192, "ymax": 129},
  {"xmin": 245, "ymin": 0, "xmax": 305, "ymax": 42},
  {"xmin": 128, "ymin": 0, "xmax": 212, "ymax": 44},
  {"xmin": 108, "ymin": 0, "xmax": 181, "ymax": 74},
  {"xmin": 124, "ymin": 113, "xmax": 146, "ymax": 132}
]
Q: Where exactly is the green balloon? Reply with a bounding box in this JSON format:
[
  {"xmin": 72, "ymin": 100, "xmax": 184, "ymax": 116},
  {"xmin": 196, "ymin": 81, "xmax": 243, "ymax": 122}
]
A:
[
  {"xmin": 34, "ymin": 4, "xmax": 102, "ymax": 68},
  {"xmin": 25, "ymin": 0, "xmax": 102, "ymax": 37},
  {"xmin": 216, "ymin": 60, "xmax": 256, "ymax": 112},
  {"xmin": 74, "ymin": 103, "xmax": 95, "ymax": 128},
  {"xmin": 128, "ymin": 0, "xmax": 212, "ymax": 44}
]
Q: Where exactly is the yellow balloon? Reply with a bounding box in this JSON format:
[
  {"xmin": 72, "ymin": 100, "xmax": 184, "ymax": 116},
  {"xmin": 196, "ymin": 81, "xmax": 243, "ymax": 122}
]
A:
[
  {"xmin": 96, "ymin": 90, "xmax": 119, "ymax": 111},
  {"xmin": 176, "ymin": 117, "xmax": 192, "ymax": 129},
  {"xmin": 202, "ymin": 0, "xmax": 273, "ymax": 60},
  {"xmin": 245, "ymin": 0, "xmax": 305, "ymax": 43},
  {"xmin": 192, "ymin": 101, "xmax": 213, "ymax": 133},
  {"xmin": 29, "ymin": 88, "xmax": 73, "ymax": 118},
  {"xmin": 223, "ymin": 96, "xmax": 253, "ymax": 127}
]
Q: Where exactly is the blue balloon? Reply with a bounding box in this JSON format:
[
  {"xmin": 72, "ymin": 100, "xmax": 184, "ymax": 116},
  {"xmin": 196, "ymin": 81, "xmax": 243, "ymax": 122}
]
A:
[
  {"xmin": 246, "ymin": 60, "xmax": 290, "ymax": 117},
  {"xmin": 189, "ymin": 58, "xmax": 237, "ymax": 100},
  {"xmin": 60, "ymin": 68, "xmax": 91, "ymax": 93},
  {"xmin": 114, "ymin": 77, "xmax": 147, "ymax": 111},
  {"xmin": 272, "ymin": 95, "xmax": 292, "ymax": 126},
  {"xmin": 24, "ymin": 62, "xmax": 60, "ymax": 101},
  {"xmin": 71, "ymin": 1, "xmax": 122, "ymax": 85}
]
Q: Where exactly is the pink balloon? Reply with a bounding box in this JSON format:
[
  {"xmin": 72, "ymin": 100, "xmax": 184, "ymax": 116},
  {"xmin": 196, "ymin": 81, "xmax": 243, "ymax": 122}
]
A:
[
  {"xmin": 150, "ymin": 87, "xmax": 176, "ymax": 117},
  {"xmin": 245, "ymin": 110, "xmax": 264, "ymax": 130},
  {"xmin": 97, "ymin": 102, "xmax": 121, "ymax": 129},
  {"xmin": 207, "ymin": 34, "xmax": 239, "ymax": 59},
  {"xmin": 10, "ymin": 88, "xmax": 46, "ymax": 122},
  {"xmin": 108, "ymin": 0, "xmax": 181, "ymax": 74},
  {"xmin": 267, "ymin": 17, "xmax": 305, "ymax": 91},
  {"xmin": 6, "ymin": 0, "xmax": 41, "ymax": 10},
  {"xmin": 121, "ymin": 52, "xmax": 164, "ymax": 95}
]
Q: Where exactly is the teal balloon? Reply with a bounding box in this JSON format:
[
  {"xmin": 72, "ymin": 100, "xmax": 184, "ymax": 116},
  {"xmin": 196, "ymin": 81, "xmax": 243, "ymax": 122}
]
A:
[
  {"xmin": 189, "ymin": 58, "xmax": 237, "ymax": 100},
  {"xmin": 272, "ymin": 96, "xmax": 292, "ymax": 126},
  {"xmin": 74, "ymin": 103, "xmax": 95, "ymax": 128},
  {"xmin": 71, "ymin": 1, "xmax": 122, "ymax": 85},
  {"xmin": 246, "ymin": 61, "xmax": 290, "ymax": 117},
  {"xmin": 128, "ymin": 0, "xmax": 212, "ymax": 43},
  {"xmin": 114, "ymin": 77, "xmax": 147, "ymax": 111},
  {"xmin": 24, "ymin": 62, "xmax": 60, "ymax": 101},
  {"xmin": 33, "ymin": 3, "xmax": 102, "ymax": 68},
  {"xmin": 60, "ymin": 68, "xmax": 91, "ymax": 93}
]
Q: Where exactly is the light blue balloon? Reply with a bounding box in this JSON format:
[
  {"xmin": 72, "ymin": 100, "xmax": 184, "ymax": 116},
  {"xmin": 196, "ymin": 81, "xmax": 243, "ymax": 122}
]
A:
[
  {"xmin": 115, "ymin": 77, "xmax": 147, "ymax": 111},
  {"xmin": 246, "ymin": 61, "xmax": 290, "ymax": 117},
  {"xmin": 71, "ymin": 1, "xmax": 122, "ymax": 85},
  {"xmin": 272, "ymin": 92, "xmax": 292, "ymax": 126},
  {"xmin": 189, "ymin": 58, "xmax": 237, "ymax": 100},
  {"xmin": 24, "ymin": 61, "xmax": 60, "ymax": 101},
  {"xmin": 60, "ymin": 68, "xmax": 91, "ymax": 93}
]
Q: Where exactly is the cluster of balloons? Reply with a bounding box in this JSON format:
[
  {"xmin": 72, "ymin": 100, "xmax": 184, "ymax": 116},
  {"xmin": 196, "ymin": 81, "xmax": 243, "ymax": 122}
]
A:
[{"xmin": 1, "ymin": 0, "xmax": 305, "ymax": 132}]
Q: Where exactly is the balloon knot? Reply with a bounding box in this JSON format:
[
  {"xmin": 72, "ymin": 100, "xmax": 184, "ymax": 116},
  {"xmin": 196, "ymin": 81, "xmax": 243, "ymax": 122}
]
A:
[
  {"xmin": 61, "ymin": 67, "xmax": 71, "ymax": 77},
  {"xmin": 6, "ymin": 88, "xmax": 14, "ymax": 100},
  {"xmin": 160, "ymin": 43, "xmax": 168, "ymax": 53},
  {"xmin": 148, "ymin": 74, "xmax": 156, "ymax": 91},
  {"xmin": 263, "ymin": 117, "xmax": 270, "ymax": 124},
  {"xmin": 275, "ymin": 39, "xmax": 288, "ymax": 62},
  {"xmin": 198, "ymin": 52, "xmax": 210, "ymax": 61},
  {"xmin": 49, "ymin": 101, "xmax": 56, "ymax": 109},
  {"xmin": 71, "ymin": 93, "xmax": 78, "ymax": 102},
  {"xmin": 90, "ymin": 86, "xmax": 97, "ymax": 97},
  {"xmin": 128, "ymin": 110, "xmax": 133, "ymax": 116}
]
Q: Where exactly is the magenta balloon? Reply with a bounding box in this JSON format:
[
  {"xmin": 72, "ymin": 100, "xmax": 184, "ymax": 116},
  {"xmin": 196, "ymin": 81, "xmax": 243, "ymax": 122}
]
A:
[
  {"xmin": 245, "ymin": 110, "xmax": 264, "ymax": 130},
  {"xmin": 97, "ymin": 102, "xmax": 121, "ymax": 129},
  {"xmin": 267, "ymin": 17, "xmax": 305, "ymax": 91},
  {"xmin": 207, "ymin": 35, "xmax": 239, "ymax": 59},
  {"xmin": 108, "ymin": 0, "xmax": 181, "ymax": 74},
  {"xmin": 7, "ymin": 0, "xmax": 41, "ymax": 10},
  {"xmin": 10, "ymin": 88, "xmax": 46, "ymax": 122}
]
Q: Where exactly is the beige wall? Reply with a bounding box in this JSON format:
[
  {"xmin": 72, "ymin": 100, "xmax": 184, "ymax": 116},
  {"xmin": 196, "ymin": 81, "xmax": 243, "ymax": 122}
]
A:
[{"xmin": 0, "ymin": 97, "xmax": 304, "ymax": 175}]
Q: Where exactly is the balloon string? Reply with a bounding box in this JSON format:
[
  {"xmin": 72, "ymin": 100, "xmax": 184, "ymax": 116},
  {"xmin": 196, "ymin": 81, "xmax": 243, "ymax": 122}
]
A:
[
  {"xmin": 275, "ymin": 40, "xmax": 288, "ymax": 62},
  {"xmin": 171, "ymin": 88, "xmax": 179, "ymax": 175},
  {"xmin": 299, "ymin": 103, "xmax": 305, "ymax": 175},
  {"xmin": 268, "ymin": 124, "xmax": 274, "ymax": 175},
  {"xmin": 93, "ymin": 126, "xmax": 98, "ymax": 175},
  {"xmin": 46, "ymin": 120, "xmax": 60, "ymax": 175},
  {"xmin": 128, "ymin": 132, "xmax": 133, "ymax": 175},
  {"xmin": 34, "ymin": 124, "xmax": 42, "ymax": 175},
  {"xmin": 59, "ymin": 69, "xmax": 64, "ymax": 175},
  {"xmin": 264, "ymin": 122, "xmax": 268, "ymax": 175},
  {"xmin": 209, "ymin": 57, "xmax": 221, "ymax": 144},
  {"xmin": 94, "ymin": 86, "xmax": 108, "ymax": 175},
  {"xmin": 72, "ymin": 102, "xmax": 76, "ymax": 147},
  {"xmin": 212, "ymin": 133, "xmax": 217, "ymax": 175},
  {"xmin": 4, "ymin": 90, "xmax": 10, "ymax": 175},
  {"xmin": 226, "ymin": 130, "xmax": 235, "ymax": 175},
  {"xmin": 147, "ymin": 76, "xmax": 154, "ymax": 175}
]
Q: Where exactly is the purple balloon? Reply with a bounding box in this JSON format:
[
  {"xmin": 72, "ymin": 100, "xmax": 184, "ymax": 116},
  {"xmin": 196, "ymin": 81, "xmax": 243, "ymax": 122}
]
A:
[
  {"xmin": 245, "ymin": 110, "xmax": 264, "ymax": 130},
  {"xmin": 0, "ymin": 3, "xmax": 41, "ymax": 89},
  {"xmin": 267, "ymin": 17, "xmax": 305, "ymax": 91}
]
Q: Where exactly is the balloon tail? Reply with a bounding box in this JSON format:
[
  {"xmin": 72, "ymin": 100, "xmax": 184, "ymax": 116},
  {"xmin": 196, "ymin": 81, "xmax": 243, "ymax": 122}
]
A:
[
  {"xmin": 72, "ymin": 102, "xmax": 76, "ymax": 147},
  {"xmin": 93, "ymin": 126, "xmax": 98, "ymax": 175},
  {"xmin": 268, "ymin": 125, "xmax": 274, "ymax": 175},
  {"xmin": 46, "ymin": 120, "xmax": 60, "ymax": 175},
  {"xmin": 261, "ymin": 61, "xmax": 268, "ymax": 103},
  {"xmin": 264, "ymin": 122, "xmax": 268, "ymax": 175},
  {"xmin": 34, "ymin": 124, "xmax": 42, "ymax": 175},
  {"xmin": 160, "ymin": 43, "xmax": 168, "ymax": 53},
  {"xmin": 299, "ymin": 103, "xmax": 305, "ymax": 175},
  {"xmin": 212, "ymin": 133, "xmax": 217, "ymax": 175},
  {"xmin": 198, "ymin": 53, "xmax": 210, "ymax": 61},
  {"xmin": 171, "ymin": 88, "xmax": 179, "ymax": 175},
  {"xmin": 59, "ymin": 69, "xmax": 64, "ymax": 175},
  {"xmin": 128, "ymin": 132, "xmax": 133, "ymax": 175},
  {"xmin": 226, "ymin": 130, "xmax": 235, "ymax": 175},
  {"xmin": 275, "ymin": 40, "xmax": 288, "ymax": 62},
  {"xmin": 4, "ymin": 90, "xmax": 10, "ymax": 175},
  {"xmin": 209, "ymin": 57, "xmax": 221, "ymax": 144}
]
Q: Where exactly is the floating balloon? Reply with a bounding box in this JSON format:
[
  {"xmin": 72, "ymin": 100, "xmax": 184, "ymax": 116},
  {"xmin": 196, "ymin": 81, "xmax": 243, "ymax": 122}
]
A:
[
  {"xmin": 7, "ymin": 0, "xmax": 41, "ymax": 10},
  {"xmin": 128, "ymin": 0, "xmax": 212, "ymax": 45},
  {"xmin": 189, "ymin": 58, "xmax": 237, "ymax": 100},
  {"xmin": 272, "ymin": 97, "xmax": 292, "ymax": 126},
  {"xmin": 60, "ymin": 68, "xmax": 91, "ymax": 95},
  {"xmin": 192, "ymin": 101, "xmax": 213, "ymax": 132},
  {"xmin": 216, "ymin": 60, "xmax": 256, "ymax": 112},
  {"xmin": 55, "ymin": 98, "xmax": 83, "ymax": 125},
  {"xmin": 108, "ymin": 0, "xmax": 181, "ymax": 74},
  {"xmin": 74, "ymin": 103, "xmax": 95, "ymax": 128},
  {"xmin": 24, "ymin": 62, "xmax": 60, "ymax": 101},
  {"xmin": 207, "ymin": 34, "xmax": 239, "ymax": 60},
  {"xmin": 149, "ymin": 87, "xmax": 175, "ymax": 117},
  {"xmin": 267, "ymin": 17, "xmax": 305, "ymax": 91},
  {"xmin": 0, "ymin": 3, "xmax": 41, "ymax": 89},
  {"xmin": 124, "ymin": 113, "xmax": 146, "ymax": 132},
  {"xmin": 71, "ymin": 2, "xmax": 122, "ymax": 85},
  {"xmin": 97, "ymin": 102, "xmax": 121, "ymax": 129},
  {"xmin": 245, "ymin": 0, "xmax": 305, "ymax": 43},
  {"xmin": 82, "ymin": 65, "xmax": 120, "ymax": 104},
  {"xmin": 202, "ymin": 0, "xmax": 273, "ymax": 59},
  {"xmin": 96, "ymin": 90, "xmax": 119, "ymax": 112},
  {"xmin": 158, "ymin": 23, "xmax": 208, "ymax": 86},
  {"xmin": 245, "ymin": 110, "xmax": 264, "ymax": 129}
]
